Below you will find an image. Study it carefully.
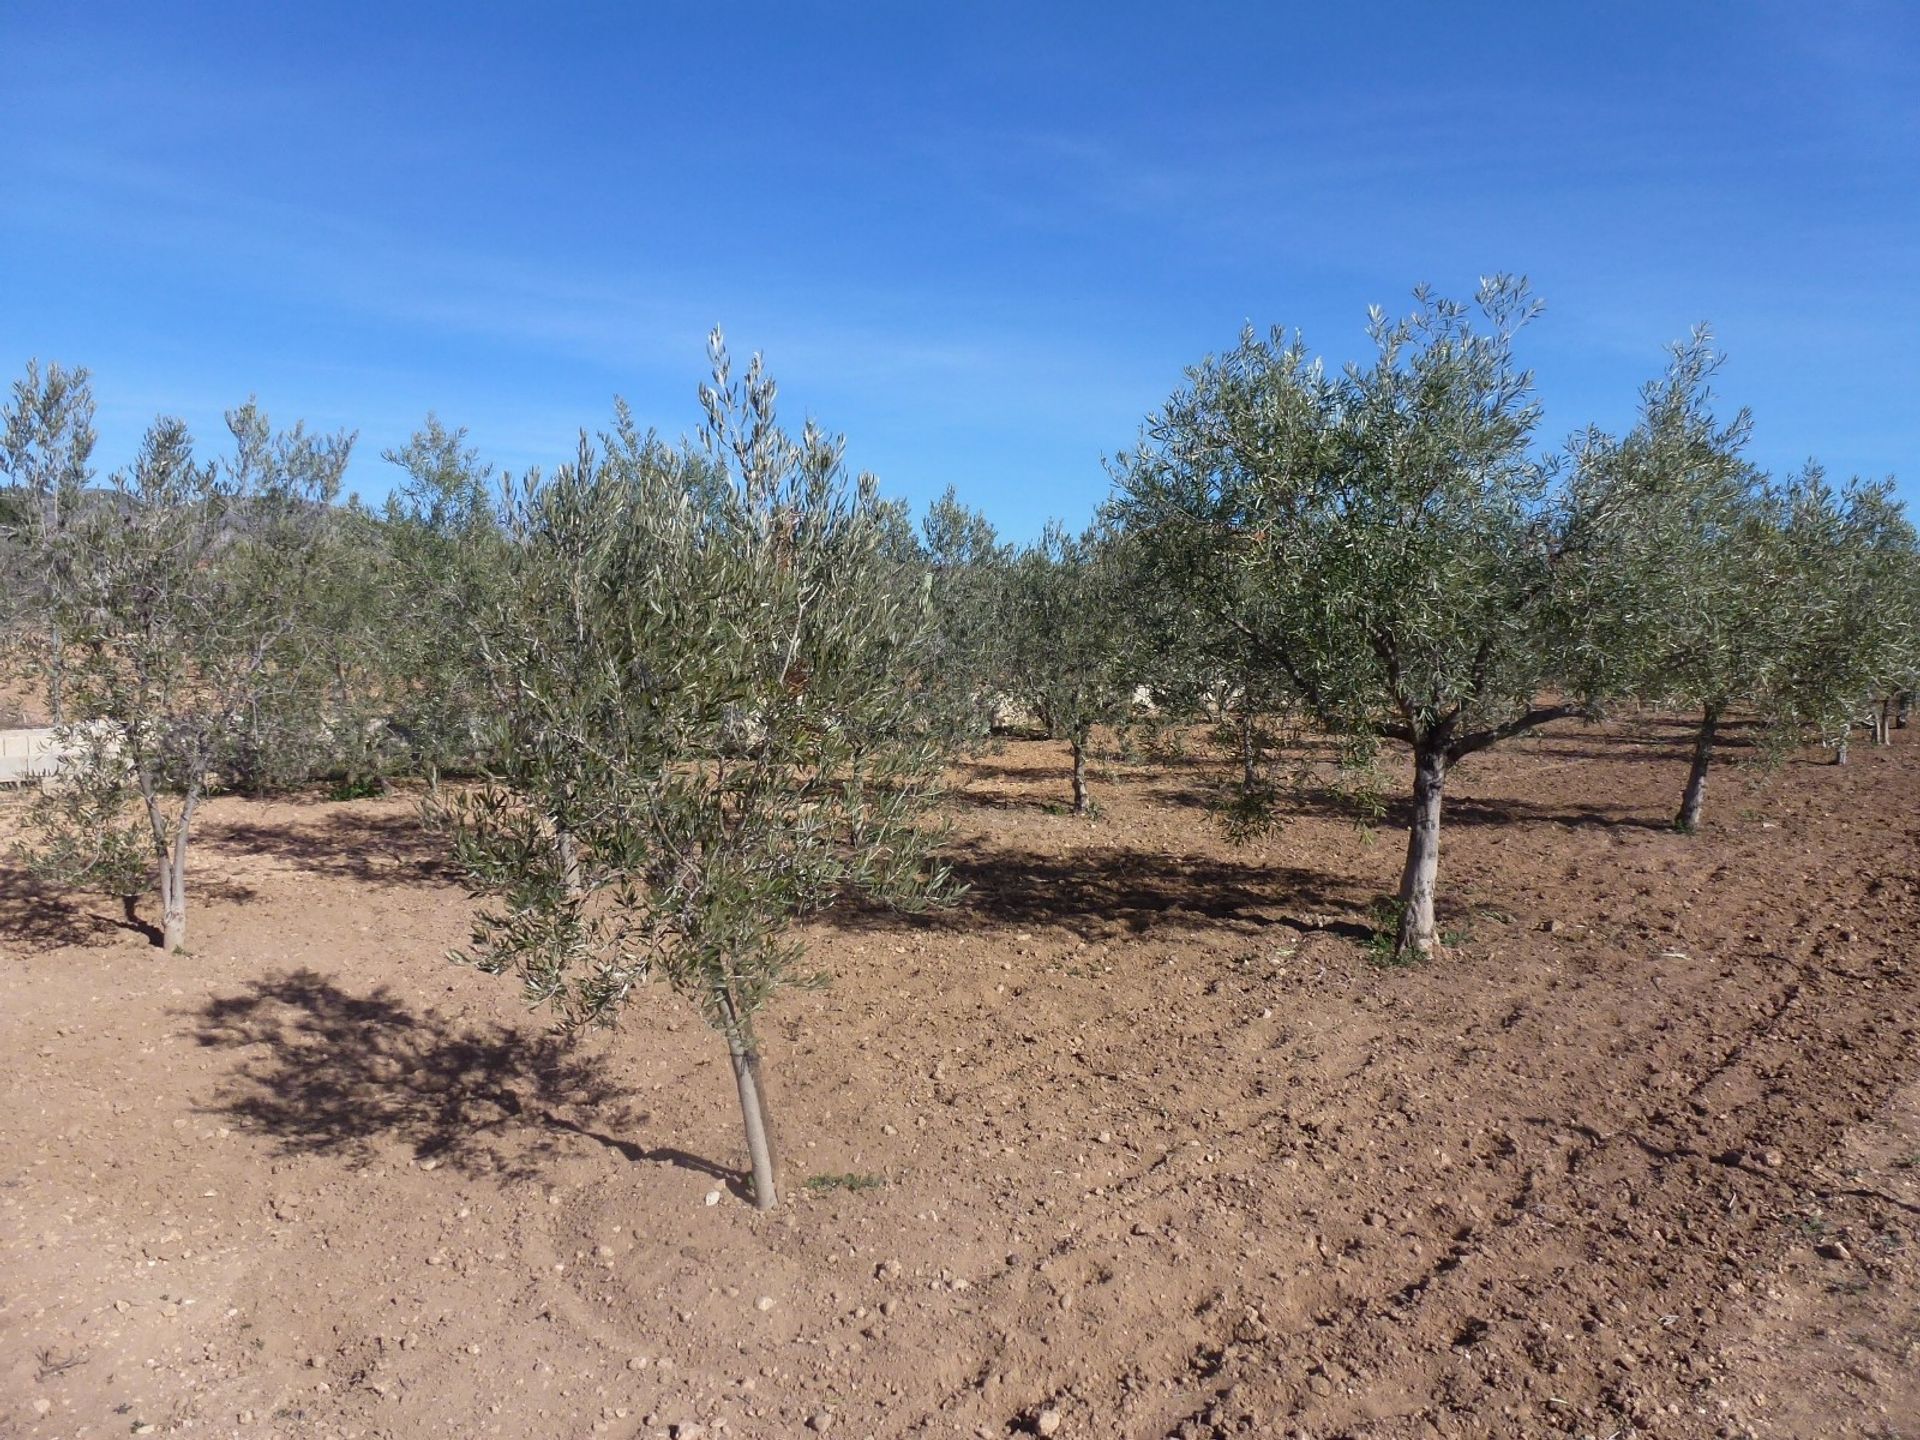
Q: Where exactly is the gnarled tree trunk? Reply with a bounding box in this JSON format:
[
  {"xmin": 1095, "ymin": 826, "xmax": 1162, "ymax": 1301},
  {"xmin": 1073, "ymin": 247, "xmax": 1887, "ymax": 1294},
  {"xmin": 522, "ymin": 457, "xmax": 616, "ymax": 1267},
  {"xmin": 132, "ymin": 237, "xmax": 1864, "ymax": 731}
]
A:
[
  {"xmin": 1070, "ymin": 734, "xmax": 1090, "ymax": 815},
  {"xmin": 1676, "ymin": 702, "xmax": 1720, "ymax": 833},
  {"xmin": 1393, "ymin": 744, "xmax": 1446, "ymax": 960}
]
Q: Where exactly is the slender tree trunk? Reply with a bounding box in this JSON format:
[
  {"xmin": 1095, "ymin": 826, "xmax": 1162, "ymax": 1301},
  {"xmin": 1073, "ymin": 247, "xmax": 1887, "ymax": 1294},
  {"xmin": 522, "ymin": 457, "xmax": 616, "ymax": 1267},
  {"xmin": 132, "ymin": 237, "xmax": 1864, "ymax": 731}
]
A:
[
  {"xmin": 1238, "ymin": 712, "xmax": 1257, "ymax": 790},
  {"xmin": 46, "ymin": 637, "xmax": 65, "ymax": 726},
  {"xmin": 1896, "ymin": 691, "xmax": 1912, "ymax": 729},
  {"xmin": 1876, "ymin": 699, "xmax": 1893, "ymax": 746},
  {"xmin": 1069, "ymin": 733, "xmax": 1090, "ymax": 815},
  {"xmin": 1392, "ymin": 744, "xmax": 1446, "ymax": 960},
  {"xmin": 1834, "ymin": 735, "xmax": 1850, "ymax": 766},
  {"xmin": 720, "ymin": 994, "xmax": 778, "ymax": 1211},
  {"xmin": 555, "ymin": 820, "xmax": 582, "ymax": 899},
  {"xmin": 160, "ymin": 801, "xmax": 193, "ymax": 951},
  {"xmin": 1675, "ymin": 703, "xmax": 1719, "ymax": 833}
]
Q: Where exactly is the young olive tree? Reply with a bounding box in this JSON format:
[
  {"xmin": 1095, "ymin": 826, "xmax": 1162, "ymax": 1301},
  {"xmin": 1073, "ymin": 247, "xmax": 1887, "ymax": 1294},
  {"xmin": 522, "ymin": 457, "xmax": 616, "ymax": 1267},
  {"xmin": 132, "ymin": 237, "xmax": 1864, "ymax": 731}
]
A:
[
  {"xmin": 919, "ymin": 486, "xmax": 1014, "ymax": 745},
  {"xmin": 1117, "ymin": 281, "xmax": 1616, "ymax": 959},
  {"xmin": 1567, "ymin": 332, "xmax": 1776, "ymax": 831},
  {"xmin": 15, "ymin": 392, "xmax": 348, "ymax": 949},
  {"xmin": 441, "ymin": 335, "xmax": 950, "ymax": 1210},
  {"xmin": 1, "ymin": 360, "xmax": 97, "ymax": 722},
  {"xmin": 1000, "ymin": 521, "xmax": 1141, "ymax": 815}
]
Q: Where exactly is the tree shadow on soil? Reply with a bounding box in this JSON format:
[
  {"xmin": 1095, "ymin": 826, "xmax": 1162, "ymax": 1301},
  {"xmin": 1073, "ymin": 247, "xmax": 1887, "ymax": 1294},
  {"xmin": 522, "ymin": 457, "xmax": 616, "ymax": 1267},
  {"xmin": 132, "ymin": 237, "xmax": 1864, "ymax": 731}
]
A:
[
  {"xmin": 202, "ymin": 808, "xmax": 458, "ymax": 889},
  {"xmin": 189, "ymin": 970, "xmax": 744, "ymax": 1192},
  {"xmin": 0, "ymin": 863, "xmax": 250, "ymax": 954},
  {"xmin": 834, "ymin": 840, "xmax": 1368, "ymax": 939}
]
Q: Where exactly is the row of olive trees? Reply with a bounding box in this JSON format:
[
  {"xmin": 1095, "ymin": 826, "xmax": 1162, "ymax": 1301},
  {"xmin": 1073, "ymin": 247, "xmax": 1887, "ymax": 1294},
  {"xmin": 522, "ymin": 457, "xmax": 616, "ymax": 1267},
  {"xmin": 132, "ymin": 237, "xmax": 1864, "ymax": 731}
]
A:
[
  {"xmin": 3, "ymin": 289, "xmax": 1915, "ymax": 1195},
  {"xmin": 0, "ymin": 341, "xmax": 958, "ymax": 1212},
  {"xmin": 1107, "ymin": 283, "xmax": 1920, "ymax": 957},
  {"xmin": 911, "ymin": 285, "xmax": 1918, "ymax": 959}
]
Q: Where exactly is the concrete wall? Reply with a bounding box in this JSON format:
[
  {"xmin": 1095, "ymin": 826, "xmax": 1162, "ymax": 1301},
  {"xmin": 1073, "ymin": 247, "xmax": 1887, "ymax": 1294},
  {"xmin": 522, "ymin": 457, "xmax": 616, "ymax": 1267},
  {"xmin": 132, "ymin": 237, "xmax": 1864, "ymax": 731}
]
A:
[{"xmin": 0, "ymin": 727, "xmax": 69, "ymax": 785}]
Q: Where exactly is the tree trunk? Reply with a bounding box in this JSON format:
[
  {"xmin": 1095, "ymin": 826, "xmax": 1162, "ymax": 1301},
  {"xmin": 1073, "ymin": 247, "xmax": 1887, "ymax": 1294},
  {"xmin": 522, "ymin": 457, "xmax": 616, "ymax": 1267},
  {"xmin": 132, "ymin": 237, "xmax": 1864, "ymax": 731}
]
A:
[
  {"xmin": 1896, "ymin": 691, "xmax": 1912, "ymax": 729},
  {"xmin": 1675, "ymin": 703, "xmax": 1719, "ymax": 833},
  {"xmin": 1392, "ymin": 745, "xmax": 1446, "ymax": 960},
  {"xmin": 1238, "ymin": 712, "xmax": 1257, "ymax": 790},
  {"xmin": 1876, "ymin": 699, "xmax": 1893, "ymax": 746},
  {"xmin": 160, "ymin": 813, "xmax": 191, "ymax": 951},
  {"xmin": 721, "ymin": 998, "xmax": 779, "ymax": 1211},
  {"xmin": 555, "ymin": 821, "xmax": 582, "ymax": 899},
  {"xmin": 1069, "ymin": 734, "xmax": 1089, "ymax": 815},
  {"xmin": 1834, "ymin": 735, "xmax": 1850, "ymax": 766}
]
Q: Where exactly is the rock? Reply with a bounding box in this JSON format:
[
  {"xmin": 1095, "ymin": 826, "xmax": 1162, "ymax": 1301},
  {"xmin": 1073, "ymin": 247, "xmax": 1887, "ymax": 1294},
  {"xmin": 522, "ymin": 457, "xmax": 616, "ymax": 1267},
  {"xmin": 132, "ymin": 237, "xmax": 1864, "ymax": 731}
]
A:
[
  {"xmin": 756, "ymin": 1296, "xmax": 776, "ymax": 1312},
  {"xmin": 628, "ymin": 1355, "xmax": 651, "ymax": 1370},
  {"xmin": 807, "ymin": 1411, "xmax": 835, "ymax": 1431},
  {"xmin": 670, "ymin": 1424, "xmax": 707, "ymax": 1440},
  {"xmin": 705, "ymin": 1191, "xmax": 722, "ymax": 1207},
  {"xmin": 31, "ymin": 1398, "xmax": 52, "ymax": 1417},
  {"xmin": 1035, "ymin": 1406, "xmax": 1062, "ymax": 1436},
  {"xmin": 1817, "ymin": 1241, "xmax": 1852, "ymax": 1261}
]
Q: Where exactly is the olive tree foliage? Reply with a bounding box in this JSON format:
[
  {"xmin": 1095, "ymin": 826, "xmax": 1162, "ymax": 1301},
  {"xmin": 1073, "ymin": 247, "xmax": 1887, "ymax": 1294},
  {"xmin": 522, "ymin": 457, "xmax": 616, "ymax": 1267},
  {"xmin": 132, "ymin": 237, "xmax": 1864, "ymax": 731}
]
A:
[
  {"xmin": 9, "ymin": 380, "xmax": 349, "ymax": 950},
  {"xmin": 1566, "ymin": 332, "xmax": 1775, "ymax": 831},
  {"xmin": 1, "ymin": 360, "xmax": 97, "ymax": 723},
  {"xmin": 1122, "ymin": 513, "xmax": 1306, "ymax": 834},
  {"xmin": 919, "ymin": 486, "xmax": 1013, "ymax": 745},
  {"xmin": 1115, "ymin": 280, "xmax": 1619, "ymax": 959},
  {"xmin": 439, "ymin": 335, "xmax": 951, "ymax": 1210},
  {"xmin": 375, "ymin": 417, "xmax": 507, "ymax": 782},
  {"xmin": 1768, "ymin": 469, "xmax": 1920, "ymax": 761},
  {"xmin": 999, "ymin": 521, "xmax": 1142, "ymax": 815}
]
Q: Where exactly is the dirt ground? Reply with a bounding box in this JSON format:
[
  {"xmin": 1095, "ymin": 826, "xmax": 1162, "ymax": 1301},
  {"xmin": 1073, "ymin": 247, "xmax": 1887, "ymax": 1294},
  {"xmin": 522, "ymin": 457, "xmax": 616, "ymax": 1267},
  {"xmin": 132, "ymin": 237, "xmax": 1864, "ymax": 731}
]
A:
[{"xmin": 3, "ymin": 714, "xmax": 1917, "ymax": 1440}]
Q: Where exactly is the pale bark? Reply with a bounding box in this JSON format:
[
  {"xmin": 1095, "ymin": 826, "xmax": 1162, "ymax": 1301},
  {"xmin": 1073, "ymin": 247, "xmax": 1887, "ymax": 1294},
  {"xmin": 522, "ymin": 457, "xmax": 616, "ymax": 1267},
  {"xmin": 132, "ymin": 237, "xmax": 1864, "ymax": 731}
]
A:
[
  {"xmin": 722, "ymin": 1002, "xmax": 779, "ymax": 1211},
  {"xmin": 555, "ymin": 821, "xmax": 582, "ymax": 899},
  {"xmin": 1238, "ymin": 712, "xmax": 1257, "ymax": 790},
  {"xmin": 1393, "ymin": 745, "xmax": 1446, "ymax": 959},
  {"xmin": 141, "ymin": 778, "xmax": 196, "ymax": 952},
  {"xmin": 1676, "ymin": 703, "xmax": 1719, "ymax": 833},
  {"xmin": 1834, "ymin": 735, "xmax": 1850, "ymax": 766},
  {"xmin": 1069, "ymin": 734, "xmax": 1089, "ymax": 815}
]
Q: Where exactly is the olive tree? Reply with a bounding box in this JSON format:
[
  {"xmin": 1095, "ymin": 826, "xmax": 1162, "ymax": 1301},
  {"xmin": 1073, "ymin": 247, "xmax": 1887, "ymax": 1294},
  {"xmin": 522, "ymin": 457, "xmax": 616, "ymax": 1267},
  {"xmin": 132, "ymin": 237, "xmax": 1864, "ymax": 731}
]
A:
[
  {"xmin": 440, "ymin": 335, "xmax": 950, "ymax": 1210},
  {"xmin": 13, "ymin": 383, "xmax": 349, "ymax": 949},
  {"xmin": 920, "ymin": 486, "xmax": 1013, "ymax": 745},
  {"xmin": 1117, "ymin": 281, "xmax": 1618, "ymax": 959},
  {"xmin": 999, "ymin": 521, "xmax": 1141, "ymax": 814},
  {"xmin": 1770, "ymin": 469, "xmax": 1919, "ymax": 762},
  {"xmin": 1, "ymin": 360, "xmax": 97, "ymax": 722},
  {"xmin": 1567, "ymin": 332, "xmax": 1776, "ymax": 831}
]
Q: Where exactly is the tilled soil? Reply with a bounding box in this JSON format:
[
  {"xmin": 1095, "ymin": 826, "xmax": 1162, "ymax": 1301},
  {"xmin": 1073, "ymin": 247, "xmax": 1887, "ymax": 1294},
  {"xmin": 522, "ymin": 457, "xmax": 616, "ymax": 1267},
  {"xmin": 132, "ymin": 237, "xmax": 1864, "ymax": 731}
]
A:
[{"xmin": 3, "ymin": 715, "xmax": 1917, "ymax": 1440}]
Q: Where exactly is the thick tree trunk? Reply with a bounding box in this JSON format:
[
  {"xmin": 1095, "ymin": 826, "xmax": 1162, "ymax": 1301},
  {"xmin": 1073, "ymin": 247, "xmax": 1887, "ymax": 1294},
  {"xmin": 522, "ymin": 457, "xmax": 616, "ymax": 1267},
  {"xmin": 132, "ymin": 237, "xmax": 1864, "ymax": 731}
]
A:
[
  {"xmin": 721, "ymin": 999, "xmax": 779, "ymax": 1211},
  {"xmin": 1070, "ymin": 735, "xmax": 1089, "ymax": 815},
  {"xmin": 1675, "ymin": 703, "xmax": 1719, "ymax": 833},
  {"xmin": 1392, "ymin": 745, "xmax": 1446, "ymax": 960}
]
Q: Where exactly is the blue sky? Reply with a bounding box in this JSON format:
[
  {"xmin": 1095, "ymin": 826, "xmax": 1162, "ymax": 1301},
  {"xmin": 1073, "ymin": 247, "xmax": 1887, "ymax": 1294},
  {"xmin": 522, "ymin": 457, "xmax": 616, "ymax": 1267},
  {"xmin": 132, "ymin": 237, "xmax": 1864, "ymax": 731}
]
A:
[{"xmin": 3, "ymin": 2, "xmax": 1915, "ymax": 537}]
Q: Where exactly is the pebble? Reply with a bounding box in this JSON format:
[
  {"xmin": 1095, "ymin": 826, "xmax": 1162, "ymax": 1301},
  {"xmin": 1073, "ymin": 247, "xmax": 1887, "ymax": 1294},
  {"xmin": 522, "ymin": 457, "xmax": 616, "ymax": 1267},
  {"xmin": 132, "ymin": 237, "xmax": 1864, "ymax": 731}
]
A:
[
  {"xmin": 808, "ymin": 1411, "xmax": 835, "ymax": 1432},
  {"xmin": 1035, "ymin": 1407, "xmax": 1062, "ymax": 1436},
  {"xmin": 756, "ymin": 1296, "xmax": 776, "ymax": 1312},
  {"xmin": 706, "ymin": 1191, "xmax": 722, "ymax": 1207}
]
